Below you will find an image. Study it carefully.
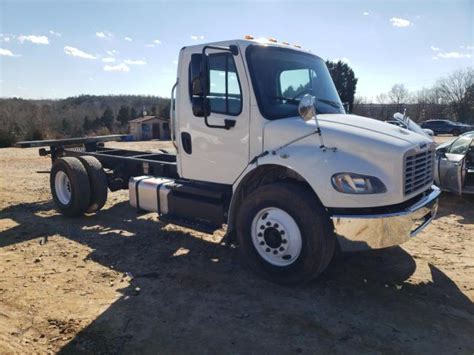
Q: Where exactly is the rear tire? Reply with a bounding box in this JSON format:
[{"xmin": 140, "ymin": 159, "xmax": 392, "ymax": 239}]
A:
[
  {"xmin": 236, "ymin": 182, "xmax": 335, "ymax": 284},
  {"xmin": 78, "ymin": 156, "xmax": 108, "ymax": 213},
  {"xmin": 50, "ymin": 157, "xmax": 91, "ymax": 217}
]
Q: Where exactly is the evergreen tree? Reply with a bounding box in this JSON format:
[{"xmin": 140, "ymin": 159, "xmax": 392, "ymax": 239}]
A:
[
  {"xmin": 130, "ymin": 107, "xmax": 138, "ymax": 120},
  {"xmin": 61, "ymin": 118, "xmax": 71, "ymax": 134},
  {"xmin": 100, "ymin": 107, "xmax": 115, "ymax": 130},
  {"xmin": 83, "ymin": 116, "xmax": 91, "ymax": 131},
  {"xmin": 326, "ymin": 60, "xmax": 358, "ymax": 112},
  {"xmin": 117, "ymin": 105, "xmax": 130, "ymax": 126}
]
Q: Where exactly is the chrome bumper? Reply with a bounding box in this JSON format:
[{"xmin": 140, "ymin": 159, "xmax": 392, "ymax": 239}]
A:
[{"xmin": 331, "ymin": 185, "xmax": 441, "ymax": 252}]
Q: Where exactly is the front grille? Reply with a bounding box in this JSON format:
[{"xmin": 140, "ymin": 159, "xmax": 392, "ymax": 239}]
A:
[{"xmin": 404, "ymin": 149, "xmax": 434, "ymax": 195}]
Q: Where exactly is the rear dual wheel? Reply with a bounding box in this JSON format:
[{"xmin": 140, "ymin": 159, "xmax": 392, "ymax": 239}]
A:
[{"xmin": 50, "ymin": 156, "xmax": 108, "ymax": 216}]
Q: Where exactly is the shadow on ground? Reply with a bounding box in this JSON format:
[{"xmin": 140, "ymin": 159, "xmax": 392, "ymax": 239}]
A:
[{"xmin": 1, "ymin": 197, "xmax": 473, "ymax": 354}]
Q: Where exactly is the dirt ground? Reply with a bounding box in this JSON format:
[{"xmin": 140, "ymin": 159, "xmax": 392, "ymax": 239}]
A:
[{"xmin": 0, "ymin": 137, "xmax": 473, "ymax": 354}]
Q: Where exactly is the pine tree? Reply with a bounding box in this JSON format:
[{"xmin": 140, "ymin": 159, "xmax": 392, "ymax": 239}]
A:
[
  {"xmin": 130, "ymin": 107, "xmax": 138, "ymax": 120},
  {"xmin": 100, "ymin": 107, "xmax": 115, "ymax": 130},
  {"xmin": 117, "ymin": 106, "xmax": 130, "ymax": 126},
  {"xmin": 83, "ymin": 116, "xmax": 91, "ymax": 131},
  {"xmin": 326, "ymin": 60, "xmax": 358, "ymax": 112}
]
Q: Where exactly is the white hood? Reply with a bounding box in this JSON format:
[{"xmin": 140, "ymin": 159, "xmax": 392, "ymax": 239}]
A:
[{"xmin": 263, "ymin": 114, "xmax": 432, "ymax": 152}]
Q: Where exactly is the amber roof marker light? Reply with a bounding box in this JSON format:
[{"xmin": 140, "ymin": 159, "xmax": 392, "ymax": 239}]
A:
[{"xmin": 244, "ymin": 35, "xmax": 254, "ymax": 40}]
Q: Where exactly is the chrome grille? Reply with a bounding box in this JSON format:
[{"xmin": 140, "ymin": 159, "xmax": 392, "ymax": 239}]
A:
[{"xmin": 404, "ymin": 149, "xmax": 434, "ymax": 195}]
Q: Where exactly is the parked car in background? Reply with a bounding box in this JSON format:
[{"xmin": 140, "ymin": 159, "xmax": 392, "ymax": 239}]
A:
[
  {"xmin": 421, "ymin": 119, "xmax": 473, "ymax": 136},
  {"xmin": 385, "ymin": 120, "xmax": 434, "ymax": 137},
  {"xmin": 434, "ymin": 131, "xmax": 474, "ymax": 196}
]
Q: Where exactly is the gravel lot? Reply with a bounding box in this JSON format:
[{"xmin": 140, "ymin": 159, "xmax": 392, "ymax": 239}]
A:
[{"xmin": 0, "ymin": 137, "xmax": 473, "ymax": 354}]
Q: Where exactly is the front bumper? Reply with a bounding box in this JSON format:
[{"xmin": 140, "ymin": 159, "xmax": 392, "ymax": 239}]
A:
[{"xmin": 331, "ymin": 185, "xmax": 441, "ymax": 252}]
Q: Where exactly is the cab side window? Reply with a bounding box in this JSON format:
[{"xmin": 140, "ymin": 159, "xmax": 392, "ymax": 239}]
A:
[{"xmin": 208, "ymin": 53, "xmax": 242, "ymax": 115}]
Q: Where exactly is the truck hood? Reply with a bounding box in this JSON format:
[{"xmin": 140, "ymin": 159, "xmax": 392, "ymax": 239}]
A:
[{"xmin": 263, "ymin": 114, "xmax": 432, "ymax": 152}]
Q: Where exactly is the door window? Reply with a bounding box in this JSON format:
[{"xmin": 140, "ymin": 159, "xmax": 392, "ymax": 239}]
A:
[
  {"xmin": 208, "ymin": 53, "xmax": 242, "ymax": 115},
  {"xmin": 448, "ymin": 136, "xmax": 472, "ymax": 155}
]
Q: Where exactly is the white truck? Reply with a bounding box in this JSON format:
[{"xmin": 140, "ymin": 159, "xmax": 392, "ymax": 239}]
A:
[{"xmin": 17, "ymin": 37, "xmax": 440, "ymax": 284}]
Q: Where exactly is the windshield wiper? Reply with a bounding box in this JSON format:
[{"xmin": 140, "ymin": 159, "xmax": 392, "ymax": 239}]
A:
[
  {"xmin": 315, "ymin": 98, "xmax": 342, "ymax": 109},
  {"xmin": 270, "ymin": 96, "xmax": 300, "ymax": 105}
]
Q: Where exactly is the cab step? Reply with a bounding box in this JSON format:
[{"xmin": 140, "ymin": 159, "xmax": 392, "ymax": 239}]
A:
[{"xmin": 158, "ymin": 214, "xmax": 222, "ymax": 235}]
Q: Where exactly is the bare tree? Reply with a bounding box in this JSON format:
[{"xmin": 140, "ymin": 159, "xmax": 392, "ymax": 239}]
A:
[
  {"xmin": 388, "ymin": 84, "xmax": 410, "ymax": 112},
  {"xmin": 435, "ymin": 67, "xmax": 474, "ymax": 122}
]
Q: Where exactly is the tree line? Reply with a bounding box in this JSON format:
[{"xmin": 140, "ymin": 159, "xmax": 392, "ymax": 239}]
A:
[
  {"xmin": 353, "ymin": 67, "xmax": 474, "ymax": 123},
  {"xmin": 0, "ymin": 65, "xmax": 472, "ymax": 148},
  {"xmin": 0, "ymin": 95, "xmax": 170, "ymax": 147}
]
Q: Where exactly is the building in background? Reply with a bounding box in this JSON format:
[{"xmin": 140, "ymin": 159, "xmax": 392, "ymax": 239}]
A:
[{"xmin": 129, "ymin": 116, "xmax": 170, "ymax": 140}]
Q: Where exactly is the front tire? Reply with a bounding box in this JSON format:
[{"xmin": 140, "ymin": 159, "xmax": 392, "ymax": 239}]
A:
[
  {"xmin": 50, "ymin": 157, "xmax": 91, "ymax": 216},
  {"xmin": 236, "ymin": 183, "xmax": 335, "ymax": 284}
]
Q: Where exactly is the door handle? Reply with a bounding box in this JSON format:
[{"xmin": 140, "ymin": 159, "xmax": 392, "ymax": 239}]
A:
[
  {"xmin": 224, "ymin": 119, "xmax": 236, "ymax": 130},
  {"xmin": 181, "ymin": 132, "xmax": 192, "ymax": 154}
]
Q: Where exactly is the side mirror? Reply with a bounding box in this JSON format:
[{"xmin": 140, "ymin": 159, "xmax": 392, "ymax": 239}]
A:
[
  {"xmin": 192, "ymin": 97, "xmax": 210, "ymax": 117},
  {"xmin": 298, "ymin": 94, "xmax": 317, "ymax": 121},
  {"xmin": 190, "ymin": 53, "xmax": 209, "ymax": 97}
]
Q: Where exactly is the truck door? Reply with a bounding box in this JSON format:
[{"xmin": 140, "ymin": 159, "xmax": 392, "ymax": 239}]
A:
[
  {"xmin": 176, "ymin": 45, "xmax": 250, "ymax": 184},
  {"xmin": 439, "ymin": 136, "xmax": 472, "ymax": 195}
]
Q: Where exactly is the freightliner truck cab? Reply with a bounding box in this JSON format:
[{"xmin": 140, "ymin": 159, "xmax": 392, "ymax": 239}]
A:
[{"xmin": 18, "ymin": 37, "xmax": 441, "ymax": 284}]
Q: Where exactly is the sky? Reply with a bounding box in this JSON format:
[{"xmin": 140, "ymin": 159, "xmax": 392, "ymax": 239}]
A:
[{"xmin": 0, "ymin": 0, "xmax": 472, "ymax": 100}]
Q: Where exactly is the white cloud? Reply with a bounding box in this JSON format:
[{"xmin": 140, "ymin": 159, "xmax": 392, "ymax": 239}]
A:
[
  {"xmin": 153, "ymin": 39, "xmax": 162, "ymax": 44},
  {"xmin": 124, "ymin": 36, "xmax": 133, "ymax": 42},
  {"xmin": 434, "ymin": 51, "xmax": 471, "ymax": 59},
  {"xmin": 18, "ymin": 34, "xmax": 49, "ymax": 44},
  {"xmin": 467, "ymin": 45, "xmax": 474, "ymax": 50},
  {"xmin": 172, "ymin": 60, "xmax": 178, "ymax": 65},
  {"xmin": 49, "ymin": 30, "xmax": 61, "ymax": 37},
  {"xmin": 146, "ymin": 43, "xmax": 156, "ymax": 48},
  {"xmin": 64, "ymin": 46, "xmax": 97, "ymax": 59},
  {"xmin": 104, "ymin": 63, "xmax": 130, "ymax": 72},
  {"xmin": 124, "ymin": 59, "xmax": 147, "ymax": 65},
  {"xmin": 389, "ymin": 17, "xmax": 411, "ymax": 28},
  {"xmin": 363, "ymin": 11, "xmax": 369, "ymax": 15},
  {"xmin": 96, "ymin": 31, "xmax": 112, "ymax": 39},
  {"xmin": 0, "ymin": 35, "xmax": 11, "ymax": 43},
  {"xmin": 190, "ymin": 35, "xmax": 205, "ymax": 41},
  {"xmin": 430, "ymin": 45, "xmax": 440, "ymax": 51},
  {"xmin": 0, "ymin": 48, "xmax": 18, "ymax": 57},
  {"xmin": 106, "ymin": 50, "xmax": 117, "ymax": 56},
  {"xmin": 102, "ymin": 57, "xmax": 116, "ymax": 63}
]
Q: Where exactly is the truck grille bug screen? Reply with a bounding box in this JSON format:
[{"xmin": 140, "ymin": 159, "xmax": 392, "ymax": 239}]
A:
[{"xmin": 404, "ymin": 149, "xmax": 434, "ymax": 195}]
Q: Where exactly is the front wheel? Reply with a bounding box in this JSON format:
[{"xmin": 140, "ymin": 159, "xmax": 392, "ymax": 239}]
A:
[
  {"xmin": 236, "ymin": 183, "xmax": 335, "ymax": 284},
  {"xmin": 452, "ymin": 129, "xmax": 461, "ymax": 136}
]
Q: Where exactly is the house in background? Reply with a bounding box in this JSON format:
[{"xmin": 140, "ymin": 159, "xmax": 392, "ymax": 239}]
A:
[{"xmin": 129, "ymin": 116, "xmax": 171, "ymax": 140}]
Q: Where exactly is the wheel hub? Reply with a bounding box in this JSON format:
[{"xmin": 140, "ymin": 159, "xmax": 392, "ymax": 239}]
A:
[
  {"xmin": 55, "ymin": 171, "xmax": 72, "ymax": 205},
  {"xmin": 251, "ymin": 207, "xmax": 302, "ymax": 266},
  {"xmin": 263, "ymin": 227, "xmax": 283, "ymax": 248}
]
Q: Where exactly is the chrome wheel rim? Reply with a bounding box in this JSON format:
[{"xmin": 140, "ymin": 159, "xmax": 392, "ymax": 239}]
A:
[
  {"xmin": 55, "ymin": 171, "xmax": 72, "ymax": 205},
  {"xmin": 251, "ymin": 207, "xmax": 302, "ymax": 266}
]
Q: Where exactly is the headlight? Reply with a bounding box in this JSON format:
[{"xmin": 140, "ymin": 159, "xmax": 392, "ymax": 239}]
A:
[{"xmin": 331, "ymin": 173, "xmax": 386, "ymax": 194}]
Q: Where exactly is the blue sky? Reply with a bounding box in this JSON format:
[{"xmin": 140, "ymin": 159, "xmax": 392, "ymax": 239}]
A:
[{"xmin": 0, "ymin": 0, "xmax": 472, "ymax": 100}]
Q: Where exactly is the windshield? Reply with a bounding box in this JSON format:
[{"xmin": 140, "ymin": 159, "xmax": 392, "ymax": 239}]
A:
[{"xmin": 246, "ymin": 45, "xmax": 345, "ymax": 120}]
